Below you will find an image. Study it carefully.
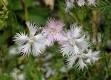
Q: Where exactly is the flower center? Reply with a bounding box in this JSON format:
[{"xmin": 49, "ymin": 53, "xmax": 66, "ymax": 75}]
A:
[
  {"xmin": 68, "ymin": 38, "xmax": 76, "ymax": 47},
  {"xmin": 29, "ymin": 36, "xmax": 36, "ymax": 44},
  {"xmin": 49, "ymin": 27, "xmax": 58, "ymax": 34}
]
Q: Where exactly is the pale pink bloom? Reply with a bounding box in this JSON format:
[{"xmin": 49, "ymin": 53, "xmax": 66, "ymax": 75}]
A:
[{"xmin": 42, "ymin": 19, "xmax": 65, "ymax": 44}]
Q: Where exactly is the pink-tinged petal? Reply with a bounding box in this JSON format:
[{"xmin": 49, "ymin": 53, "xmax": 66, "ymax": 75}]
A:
[
  {"xmin": 47, "ymin": 34, "xmax": 55, "ymax": 42},
  {"xmin": 47, "ymin": 18, "xmax": 64, "ymax": 31},
  {"xmin": 54, "ymin": 33, "xmax": 67, "ymax": 41},
  {"xmin": 42, "ymin": 19, "xmax": 65, "ymax": 43}
]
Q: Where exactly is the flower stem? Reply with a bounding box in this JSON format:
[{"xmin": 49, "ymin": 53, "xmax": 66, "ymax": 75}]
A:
[{"xmin": 20, "ymin": 0, "xmax": 28, "ymax": 22}]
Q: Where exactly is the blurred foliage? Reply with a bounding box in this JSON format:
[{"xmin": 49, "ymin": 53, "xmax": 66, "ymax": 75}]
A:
[
  {"xmin": 0, "ymin": 0, "xmax": 8, "ymax": 30},
  {"xmin": 0, "ymin": 0, "xmax": 111, "ymax": 80}
]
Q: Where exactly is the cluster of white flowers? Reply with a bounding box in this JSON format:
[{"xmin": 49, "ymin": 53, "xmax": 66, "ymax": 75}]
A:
[
  {"xmin": 65, "ymin": 0, "xmax": 96, "ymax": 11},
  {"xmin": 14, "ymin": 19, "xmax": 99, "ymax": 70},
  {"xmin": 59, "ymin": 24, "xmax": 99, "ymax": 70}
]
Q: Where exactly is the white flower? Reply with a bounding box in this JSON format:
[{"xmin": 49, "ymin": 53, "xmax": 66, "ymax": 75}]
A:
[
  {"xmin": 67, "ymin": 49, "xmax": 87, "ymax": 70},
  {"xmin": 87, "ymin": 0, "xmax": 96, "ymax": 5},
  {"xmin": 14, "ymin": 32, "xmax": 29, "ymax": 45},
  {"xmin": 14, "ymin": 22, "xmax": 47, "ymax": 56},
  {"xmin": 9, "ymin": 46, "xmax": 18, "ymax": 55},
  {"xmin": 60, "ymin": 24, "xmax": 89, "ymax": 56},
  {"xmin": 85, "ymin": 50, "xmax": 99, "ymax": 64},
  {"xmin": 65, "ymin": 0, "xmax": 75, "ymax": 12},
  {"xmin": 18, "ymin": 74, "xmax": 25, "ymax": 80},
  {"xmin": 67, "ymin": 49, "xmax": 99, "ymax": 70},
  {"xmin": 65, "ymin": 0, "xmax": 96, "ymax": 11},
  {"xmin": 77, "ymin": 0, "xmax": 85, "ymax": 6}
]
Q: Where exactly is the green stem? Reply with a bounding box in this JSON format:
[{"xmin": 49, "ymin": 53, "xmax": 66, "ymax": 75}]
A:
[{"xmin": 20, "ymin": 0, "xmax": 28, "ymax": 22}]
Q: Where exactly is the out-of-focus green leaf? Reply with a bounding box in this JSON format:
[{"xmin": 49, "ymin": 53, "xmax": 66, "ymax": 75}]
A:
[{"xmin": 28, "ymin": 7, "xmax": 49, "ymax": 25}]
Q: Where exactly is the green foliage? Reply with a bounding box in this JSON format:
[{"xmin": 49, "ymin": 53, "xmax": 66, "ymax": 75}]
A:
[
  {"xmin": 0, "ymin": 0, "xmax": 111, "ymax": 80},
  {"xmin": 0, "ymin": 0, "xmax": 8, "ymax": 30}
]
